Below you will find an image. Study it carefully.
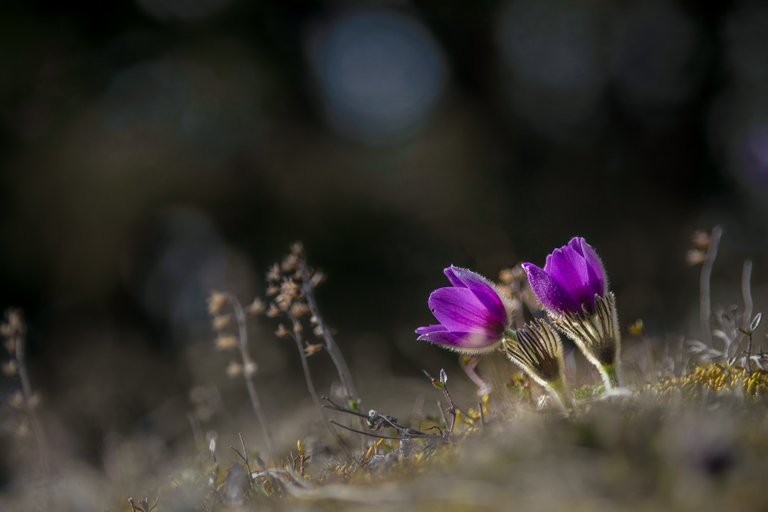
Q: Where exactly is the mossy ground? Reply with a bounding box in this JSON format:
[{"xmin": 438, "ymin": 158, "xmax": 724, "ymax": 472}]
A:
[
  {"xmin": 2, "ymin": 365, "xmax": 768, "ymax": 511},
  {"xmin": 57, "ymin": 365, "xmax": 764, "ymax": 512}
]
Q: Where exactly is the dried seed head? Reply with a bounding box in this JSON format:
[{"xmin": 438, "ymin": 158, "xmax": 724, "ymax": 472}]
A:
[
  {"xmin": 276, "ymin": 295, "xmax": 292, "ymax": 311},
  {"xmin": 208, "ymin": 292, "xmax": 228, "ymax": 315},
  {"xmin": 499, "ymin": 268, "xmax": 516, "ymax": 285},
  {"xmin": 247, "ymin": 298, "xmax": 265, "ymax": 316},
  {"xmin": 290, "ymin": 302, "xmax": 310, "ymax": 318},
  {"xmin": 267, "ymin": 264, "xmax": 281, "ymax": 283},
  {"xmin": 687, "ymin": 249, "xmax": 707, "ymax": 266},
  {"xmin": 266, "ymin": 304, "xmax": 280, "ymax": 318},
  {"xmin": 214, "ymin": 336, "xmax": 238, "ymax": 351},
  {"xmin": 3, "ymin": 310, "xmax": 23, "ymax": 335},
  {"xmin": 309, "ymin": 272, "xmax": 325, "ymax": 288},
  {"xmin": 304, "ymin": 343, "xmax": 323, "ymax": 356},
  {"xmin": 226, "ymin": 361, "xmax": 243, "ymax": 378},
  {"xmin": 28, "ymin": 393, "xmax": 40, "ymax": 409},
  {"xmin": 292, "ymin": 321, "xmax": 303, "ymax": 335},
  {"xmin": 281, "ymin": 279, "xmax": 300, "ymax": 297},
  {"xmin": 212, "ymin": 315, "xmax": 232, "ymax": 330},
  {"xmin": 8, "ymin": 391, "xmax": 24, "ymax": 409},
  {"xmin": 2, "ymin": 360, "xmax": 17, "ymax": 377},
  {"xmin": 281, "ymin": 254, "xmax": 299, "ymax": 273},
  {"xmin": 313, "ymin": 325, "xmax": 324, "ymax": 337},
  {"xmin": 243, "ymin": 361, "xmax": 257, "ymax": 377},
  {"xmin": 291, "ymin": 241, "xmax": 304, "ymax": 256},
  {"xmin": 266, "ymin": 286, "xmax": 279, "ymax": 297},
  {"xmin": 275, "ymin": 324, "xmax": 290, "ymax": 338},
  {"xmin": 15, "ymin": 420, "xmax": 29, "ymax": 438},
  {"xmin": 691, "ymin": 230, "xmax": 711, "ymax": 250}
]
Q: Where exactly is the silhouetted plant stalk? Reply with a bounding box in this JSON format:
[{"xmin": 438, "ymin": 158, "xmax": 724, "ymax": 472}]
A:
[
  {"xmin": 279, "ymin": 313, "xmax": 351, "ymax": 455},
  {"xmin": 686, "ymin": 231, "xmax": 765, "ymax": 371},
  {"xmin": 1, "ymin": 309, "xmax": 50, "ymax": 481},
  {"xmin": 295, "ymin": 245, "xmax": 360, "ymax": 406},
  {"xmin": 694, "ymin": 226, "xmax": 723, "ymax": 345},
  {"xmin": 262, "ymin": 243, "xmax": 358, "ymax": 456},
  {"xmin": 424, "ymin": 369, "xmax": 462, "ymax": 434},
  {"xmin": 208, "ymin": 292, "xmax": 274, "ymax": 460}
]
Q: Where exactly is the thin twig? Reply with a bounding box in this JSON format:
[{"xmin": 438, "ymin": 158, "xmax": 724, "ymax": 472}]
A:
[
  {"xmin": 478, "ymin": 401, "xmax": 485, "ymax": 430},
  {"xmin": 742, "ymin": 260, "xmax": 754, "ymax": 328},
  {"xmin": 322, "ymin": 397, "xmax": 439, "ymax": 440},
  {"xmin": 289, "ymin": 318, "xmax": 352, "ymax": 458},
  {"xmin": 187, "ymin": 414, "xmax": 203, "ymax": 456},
  {"xmin": 231, "ymin": 432, "xmax": 254, "ymax": 488},
  {"xmin": 225, "ymin": 294, "xmax": 275, "ymax": 460},
  {"xmin": 745, "ymin": 332, "xmax": 754, "ymax": 373},
  {"xmin": 329, "ymin": 421, "xmax": 410, "ymax": 440},
  {"xmin": 298, "ymin": 256, "xmax": 360, "ymax": 404},
  {"xmin": 738, "ymin": 260, "xmax": 754, "ymax": 362},
  {"xmin": 5, "ymin": 310, "xmax": 50, "ymax": 510},
  {"xmin": 700, "ymin": 226, "xmax": 722, "ymax": 346},
  {"xmin": 423, "ymin": 370, "xmax": 462, "ymax": 434}
]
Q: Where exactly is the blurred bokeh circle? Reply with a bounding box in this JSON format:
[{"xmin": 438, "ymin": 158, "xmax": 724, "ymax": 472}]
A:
[{"xmin": 306, "ymin": 7, "xmax": 448, "ymax": 145}]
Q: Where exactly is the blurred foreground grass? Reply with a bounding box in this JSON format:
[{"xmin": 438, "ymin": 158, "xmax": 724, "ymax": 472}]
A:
[{"xmin": 8, "ymin": 365, "xmax": 763, "ymax": 512}]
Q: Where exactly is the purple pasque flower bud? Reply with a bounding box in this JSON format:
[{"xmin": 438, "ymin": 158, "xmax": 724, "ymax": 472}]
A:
[
  {"xmin": 522, "ymin": 237, "xmax": 621, "ymax": 389},
  {"xmin": 416, "ymin": 266, "xmax": 511, "ymax": 354},
  {"xmin": 502, "ymin": 318, "xmax": 571, "ymax": 409},
  {"xmin": 521, "ymin": 237, "xmax": 607, "ymax": 316}
]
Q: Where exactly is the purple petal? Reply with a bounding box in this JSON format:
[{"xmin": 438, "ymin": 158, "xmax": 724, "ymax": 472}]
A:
[
  {"xmin": 446, "ymin": 266, "xmax": 508, "ymax": 327},
  {"xmin": 443, "ymin": 266, "xmax": 466, "ymax": 288},
  {"xmin": 522, "ymin": 262, "xmax": 579, "ymax": 314},
  {"xmin": 417, "ymin": 328, "xmax": 500, "ymax": 352},
  {"xmin": 552, "ymin": 246, "xmax": 595, "ymax": 308},
  {"xmin": 428, "ymin": 287, "xmax": 503, "ymax": 335},
  {"xmin": 415, "ymin": 324, "xmax": 446, "ymax": 335},
  {"xmin": 572, "ymin": 237, "xmax": 607, "ymax": 297}
]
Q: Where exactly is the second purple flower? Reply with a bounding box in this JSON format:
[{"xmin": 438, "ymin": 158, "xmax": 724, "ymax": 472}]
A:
[{"xmin": 416, "ymin": 266, "xmax": 511, "ymax": 354}]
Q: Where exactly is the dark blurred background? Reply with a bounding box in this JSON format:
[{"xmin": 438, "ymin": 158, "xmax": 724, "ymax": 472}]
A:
[{"xmin": 1, "ymin": 0, "xmax": 768, "ymax": 470}]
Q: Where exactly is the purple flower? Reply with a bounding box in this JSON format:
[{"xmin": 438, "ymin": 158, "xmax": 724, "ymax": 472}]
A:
[
  {"xmin": 416, "ymin": 266, "xmax": 511, "ymax": 353},
  {"xmin": 522, "ymin": 237, "xmax": 607, "ymax": 316}
]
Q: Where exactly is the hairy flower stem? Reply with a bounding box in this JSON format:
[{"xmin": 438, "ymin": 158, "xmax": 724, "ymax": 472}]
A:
[
  {"xmin": 225, "ymin": 294, "xmax": 275, "ymax": 460},
  {"xmin": 459, "ymin": 355, "xmax": 492, "ymax": 396},
  {"xmin": 546, "ymin": 376, "xmax": 573, "ymax": 411},
  {"xmin": 600, "ymin": 365, "xmax": 619, "ymax": 390}
]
